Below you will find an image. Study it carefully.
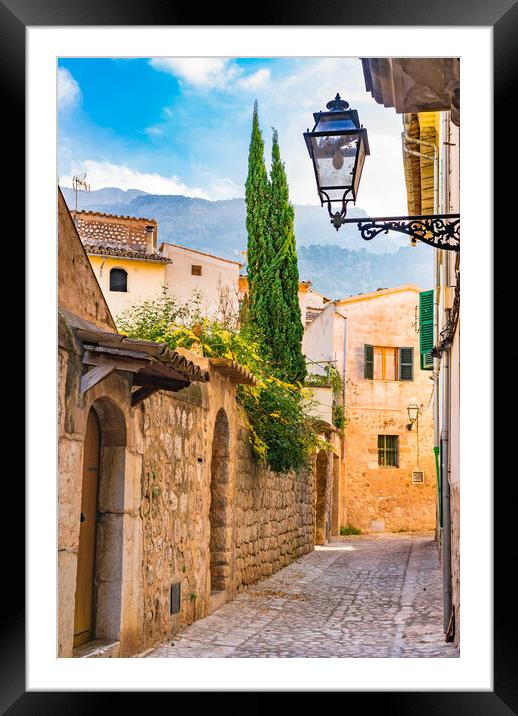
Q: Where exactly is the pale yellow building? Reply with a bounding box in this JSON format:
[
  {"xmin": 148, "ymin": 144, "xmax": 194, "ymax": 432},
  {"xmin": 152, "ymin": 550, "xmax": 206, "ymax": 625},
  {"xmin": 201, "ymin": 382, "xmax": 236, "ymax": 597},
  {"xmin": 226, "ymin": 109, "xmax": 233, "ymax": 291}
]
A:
[{"xmin": 74, "ymin": 211, "xmax": 171, "ymax": 322}]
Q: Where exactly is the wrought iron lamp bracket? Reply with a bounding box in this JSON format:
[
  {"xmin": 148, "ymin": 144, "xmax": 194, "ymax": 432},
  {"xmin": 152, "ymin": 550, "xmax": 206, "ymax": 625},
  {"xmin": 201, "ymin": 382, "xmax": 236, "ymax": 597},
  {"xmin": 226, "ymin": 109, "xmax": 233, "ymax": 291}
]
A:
[{"xmin": 338, "ymin": 212, "xmax": 460, "ymax": 251}]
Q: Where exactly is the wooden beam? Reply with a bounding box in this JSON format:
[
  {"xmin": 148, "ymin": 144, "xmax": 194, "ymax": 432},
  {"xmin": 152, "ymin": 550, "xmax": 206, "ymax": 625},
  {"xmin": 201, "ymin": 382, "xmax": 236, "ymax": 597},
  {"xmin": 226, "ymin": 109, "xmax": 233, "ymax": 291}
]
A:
[
  {"xmin": 132, "ymin": 374, "xmax": 190, "ymax": 392},
  {"xmin": 131, "ymin": 385, "xmax": 159, "ymax": 406},
  {"xmin": 80, "ymin": 364, "xmax": 115, "ymax": 394},
  {"xmin": 82, "ymin": 351, "xmax": 150, "ymax": 373},
  {"xmin": 83, "ymin": 343, "xmax": 161, "ymax": 361}
]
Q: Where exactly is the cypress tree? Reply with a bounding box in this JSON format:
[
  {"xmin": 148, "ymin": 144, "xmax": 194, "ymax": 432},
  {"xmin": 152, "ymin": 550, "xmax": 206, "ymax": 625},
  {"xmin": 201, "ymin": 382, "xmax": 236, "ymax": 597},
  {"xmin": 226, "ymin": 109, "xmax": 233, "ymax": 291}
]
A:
[
  {"xmin": 245, "ymin": 101, "xmax": 273, "ymax": 340},
  {"xmin": 269, "ymin": 129, "xmax": 306, "ymax": 384}
]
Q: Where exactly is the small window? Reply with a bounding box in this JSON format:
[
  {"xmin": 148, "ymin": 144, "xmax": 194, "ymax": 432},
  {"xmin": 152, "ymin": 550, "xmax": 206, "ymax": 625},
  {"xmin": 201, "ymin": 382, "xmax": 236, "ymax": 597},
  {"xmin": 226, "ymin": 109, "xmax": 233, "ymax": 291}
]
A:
[
  {"xmin": 378, "ymin": 435, "xmax": 399, "ymax": 467},
  {"xmin": 364, "ymin": 345, "xmax": 413, "ymax": 381},
  {"xmin": 109, "ymin": 268, "xmax": 128, "ymax": 292},
  {"xmin": 373, "ymin": 346, "xmax": 397, "ymax": 380},
  {"xmin": 191, "ymin": 265, "xmax": 202, "ymax": 276}
]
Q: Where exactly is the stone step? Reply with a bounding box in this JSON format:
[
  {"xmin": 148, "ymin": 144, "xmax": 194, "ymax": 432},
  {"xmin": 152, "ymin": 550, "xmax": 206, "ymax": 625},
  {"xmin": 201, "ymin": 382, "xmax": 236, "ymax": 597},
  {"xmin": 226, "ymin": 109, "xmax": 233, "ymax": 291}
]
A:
[{"xmin": 210, "ymin": 590, "xmax": 227, "ymax": 613}]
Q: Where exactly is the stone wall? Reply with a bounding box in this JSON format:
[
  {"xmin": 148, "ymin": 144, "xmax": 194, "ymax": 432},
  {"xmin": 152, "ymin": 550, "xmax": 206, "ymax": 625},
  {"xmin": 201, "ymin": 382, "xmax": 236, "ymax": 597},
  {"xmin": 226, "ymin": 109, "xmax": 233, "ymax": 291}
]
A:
[
  {"xmin": 344, "ymin": 402, "xmax": 436, "ymax": 533},
  {"xmin": 138, "ymin": 385, "xmax": 212, "ymax": 649},
  {"xmin": 234, "ymin": 422, "xmax": 315, "ymax": 590},
  {"xmin": 126, "ymin": 372, "xmax": 318, "ymax": 652}
]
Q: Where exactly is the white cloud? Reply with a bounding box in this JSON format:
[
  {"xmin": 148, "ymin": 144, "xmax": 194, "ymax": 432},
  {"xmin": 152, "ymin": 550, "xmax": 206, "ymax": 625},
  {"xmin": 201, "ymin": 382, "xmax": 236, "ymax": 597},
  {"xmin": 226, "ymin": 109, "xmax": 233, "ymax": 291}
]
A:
[
  {"xmin": 149, "ymin": 58, "xmax": 238, "ymax": 89},
  {"xmin": 58, "ymin": 67, "xmax": 81, "ymax": 111},
  {"xmin": 209, "ymin": 177, "xmax": 243, "ymax": 200},
  {"xmin": 59, "ymin": 160, "xmax": 211, "ymax": 199},
  {"xmin": 237, "ymin": 68, "xmax": 270, "ymax": 91},
  {"xmin": 149, "ymin": 58, "xmax": 270, "ymax": 93}
]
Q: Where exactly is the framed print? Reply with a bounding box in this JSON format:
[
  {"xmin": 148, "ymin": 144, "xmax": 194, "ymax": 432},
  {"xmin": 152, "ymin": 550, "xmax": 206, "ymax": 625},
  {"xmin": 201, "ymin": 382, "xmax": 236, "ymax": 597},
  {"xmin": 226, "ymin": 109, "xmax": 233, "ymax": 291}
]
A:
[{"xmin": 5, "ymin": 0, "xmax": 510, "ymax": 709}]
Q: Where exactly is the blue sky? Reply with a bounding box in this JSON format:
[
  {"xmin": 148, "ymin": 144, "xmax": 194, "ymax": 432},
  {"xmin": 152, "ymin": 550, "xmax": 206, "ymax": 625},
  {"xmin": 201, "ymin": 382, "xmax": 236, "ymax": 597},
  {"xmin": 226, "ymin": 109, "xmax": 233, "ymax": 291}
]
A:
[{"xmin": 58, "ymin": 57, "xmax": 407, "ymax": 214}]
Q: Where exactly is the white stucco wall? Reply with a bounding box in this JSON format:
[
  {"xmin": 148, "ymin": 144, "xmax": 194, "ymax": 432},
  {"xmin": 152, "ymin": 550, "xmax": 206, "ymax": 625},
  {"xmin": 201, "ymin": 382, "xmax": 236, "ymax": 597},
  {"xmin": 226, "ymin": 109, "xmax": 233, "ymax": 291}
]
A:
[{"xmin": 161, "ymin": 243, "xmax": 242, "ymax": 319}]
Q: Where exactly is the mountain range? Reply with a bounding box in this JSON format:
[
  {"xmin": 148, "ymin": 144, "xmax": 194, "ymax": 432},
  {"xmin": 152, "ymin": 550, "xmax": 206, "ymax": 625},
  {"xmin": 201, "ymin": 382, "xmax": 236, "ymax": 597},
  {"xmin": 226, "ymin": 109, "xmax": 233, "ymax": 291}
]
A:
[{"xmin": 61, "ymin": 186, "xmax": 433, "ymax": 298}]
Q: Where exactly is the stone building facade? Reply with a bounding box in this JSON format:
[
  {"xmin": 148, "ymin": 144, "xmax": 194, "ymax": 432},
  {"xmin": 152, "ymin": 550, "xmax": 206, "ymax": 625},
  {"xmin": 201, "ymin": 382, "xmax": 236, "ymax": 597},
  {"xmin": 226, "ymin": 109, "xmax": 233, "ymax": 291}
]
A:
[
  {"xmin": 303, "ymin": 286, "xmax": 437, "ymax": 535},
  {"xmin": 58, "ymin": 189, "xmax": 331, "ymax": 658}
]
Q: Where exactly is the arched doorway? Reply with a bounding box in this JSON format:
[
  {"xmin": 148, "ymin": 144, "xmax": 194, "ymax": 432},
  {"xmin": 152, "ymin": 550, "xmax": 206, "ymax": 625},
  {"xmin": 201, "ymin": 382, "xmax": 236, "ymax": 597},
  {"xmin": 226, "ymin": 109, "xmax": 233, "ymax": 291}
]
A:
[
  {"xmin": 315, "ymin": 451, "xmax": 327, "ymax": 546},
  {"xmin": 74, "ymin": 408, "xmax": 100, "ymax": 646},
  {"xmin": 209, "ymin": 408, "xmax": 231, "ymax": 596},
  {"xmin": 73, "ymin": 398, "xmax": 126, "ymax": 649}
]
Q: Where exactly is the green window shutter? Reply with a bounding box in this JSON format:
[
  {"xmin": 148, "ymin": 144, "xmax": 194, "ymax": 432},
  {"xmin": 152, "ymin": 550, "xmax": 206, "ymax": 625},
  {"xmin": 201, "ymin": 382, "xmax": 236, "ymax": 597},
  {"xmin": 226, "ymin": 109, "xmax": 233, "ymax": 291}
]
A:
[
  {"xmin": 399, "ymin": 347, "xmax": 414, "ymax": 381},
  {"xmin": 419, "ymin": 290, "xmax": 434, "ymax": 370},
  {"xmin": 364, "ymin": 344, "xmax": 373, "ymax": 379}
]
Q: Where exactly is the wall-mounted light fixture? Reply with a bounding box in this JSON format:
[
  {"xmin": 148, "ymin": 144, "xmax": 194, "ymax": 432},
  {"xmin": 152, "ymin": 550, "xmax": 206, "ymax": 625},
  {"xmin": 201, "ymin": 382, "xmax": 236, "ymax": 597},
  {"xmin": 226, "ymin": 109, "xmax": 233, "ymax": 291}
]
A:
[{"xmin": 304, "ymin": 94, "xmax": 460, "ymax": 251}]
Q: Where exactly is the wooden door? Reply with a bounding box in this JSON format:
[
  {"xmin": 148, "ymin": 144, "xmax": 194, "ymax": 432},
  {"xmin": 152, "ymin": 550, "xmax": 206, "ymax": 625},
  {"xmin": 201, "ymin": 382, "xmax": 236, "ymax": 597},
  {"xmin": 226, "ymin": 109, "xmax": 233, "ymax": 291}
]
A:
[{"xmin": 73, "ymin": 409, "xmax": 100, "ymax": 647}]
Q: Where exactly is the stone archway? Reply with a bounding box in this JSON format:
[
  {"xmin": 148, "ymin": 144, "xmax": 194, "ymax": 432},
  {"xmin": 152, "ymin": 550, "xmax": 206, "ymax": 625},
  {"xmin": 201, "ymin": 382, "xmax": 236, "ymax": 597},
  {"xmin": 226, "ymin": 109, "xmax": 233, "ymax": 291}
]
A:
[
  {"xmin": 74, "ymin": 396, "xmax": 127, "ymax": 648},
  {"xmin": 315, "ymin": 451, "xmax": 328, "ymax": 546},
  {"xmin": 209, "ymin": 408, "xmax": 231, "ymax": 598}
]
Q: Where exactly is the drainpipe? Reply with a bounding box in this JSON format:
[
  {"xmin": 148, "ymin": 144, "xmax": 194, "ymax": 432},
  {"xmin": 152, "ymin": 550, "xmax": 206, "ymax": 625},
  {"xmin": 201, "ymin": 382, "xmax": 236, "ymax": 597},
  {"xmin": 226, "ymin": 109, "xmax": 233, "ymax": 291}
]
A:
[
  {"xmin": 440, "ymin": 111, "xmax": 453, "ymax": 637},
  {"xmin": 402, "ymin": 130, "xmax": 442, "ymax": 531},
  {"xmin": 335, "ymin": 308, "xmax": 347, "ymax": 461},
  {"xmin": 441, "ymin": 336, "xmax": 452, "ymax": 635}
]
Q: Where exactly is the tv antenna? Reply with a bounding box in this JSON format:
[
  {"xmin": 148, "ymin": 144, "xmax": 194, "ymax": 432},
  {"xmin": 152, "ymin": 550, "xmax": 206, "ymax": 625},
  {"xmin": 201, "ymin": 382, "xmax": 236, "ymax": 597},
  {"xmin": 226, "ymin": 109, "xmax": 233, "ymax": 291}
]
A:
[{"xmin": 72, "ymin": 173, "xmax": 91, "ymax": 217}]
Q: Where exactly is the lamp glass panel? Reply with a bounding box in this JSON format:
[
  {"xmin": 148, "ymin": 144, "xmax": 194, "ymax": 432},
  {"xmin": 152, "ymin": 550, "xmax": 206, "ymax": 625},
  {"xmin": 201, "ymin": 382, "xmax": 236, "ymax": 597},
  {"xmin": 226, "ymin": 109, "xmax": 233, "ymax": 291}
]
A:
[
  {"xmin": 310, "ymin": 135, "xmax": 358, "ymax": 191},
  {"xmin": 353, "ymin": 137, "xmax": 366, "ymax": 199}
]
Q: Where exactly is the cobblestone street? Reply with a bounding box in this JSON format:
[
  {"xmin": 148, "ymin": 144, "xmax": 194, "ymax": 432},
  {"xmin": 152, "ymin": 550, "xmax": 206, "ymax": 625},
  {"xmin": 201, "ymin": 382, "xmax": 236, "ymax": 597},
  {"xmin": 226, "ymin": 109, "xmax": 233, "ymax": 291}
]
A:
[{"xmin": 144, "ymin": 533, "xmax": 459, "ymax": 658}]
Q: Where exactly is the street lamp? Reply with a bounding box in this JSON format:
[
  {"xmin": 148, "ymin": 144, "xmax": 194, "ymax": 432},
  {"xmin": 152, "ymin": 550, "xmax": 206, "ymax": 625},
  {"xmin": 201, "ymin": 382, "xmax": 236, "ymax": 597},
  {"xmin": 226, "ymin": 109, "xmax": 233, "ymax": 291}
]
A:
[
  {"xmin": 407, "ymin": 404, "xmax": 420, "ymax": 428},
  {"xmin": 304, "ymin": 94, "xmax": 460, "ymax": 250},
  {"xmin": 303, "ymin": 93, "xmax": 370, "ymax": 230}
]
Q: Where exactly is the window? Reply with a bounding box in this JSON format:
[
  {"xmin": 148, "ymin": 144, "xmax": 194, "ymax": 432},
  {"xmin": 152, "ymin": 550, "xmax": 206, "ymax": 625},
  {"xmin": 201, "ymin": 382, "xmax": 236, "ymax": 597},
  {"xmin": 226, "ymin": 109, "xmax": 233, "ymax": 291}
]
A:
[
  {"xmin": 364, "ymin": 345, "xmax": 413, "ymax": 381},
  {"xmin": 419, "ymin": 290, "xmax": 434, "ymax": 370},
  {"xmin": 109, "ymin": 268, "xmax": 127, "ymax": 292},
  {"xmin": 191, "ymin": 265, "xmax": 202, "ymax": 276},
  {"xmin": 378, "ymin": 435, "xmax": 399, "ymax": 467}
]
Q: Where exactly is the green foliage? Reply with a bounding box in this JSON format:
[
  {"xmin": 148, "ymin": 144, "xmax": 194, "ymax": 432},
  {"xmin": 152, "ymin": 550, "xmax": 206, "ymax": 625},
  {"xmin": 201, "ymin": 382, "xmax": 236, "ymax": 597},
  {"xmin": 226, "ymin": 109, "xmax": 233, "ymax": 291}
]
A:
[
  {"xmin": 269, "ymin": 129, "xmax": 306, "ymax": 384},
  {"xmin": 245, "ymin": 101, "xmax": 275, "ymax": 337},
  {"xmin": 117, "ymin": 284, "xmax": 203, "ymax": 340},
  {"xmin": 244, "ymin": 105, "xmax": 305, "ymax": 385},
  {"xmin": 332, "ymin": 404, "xmax": 346, "ymax": 431},
  {"xmin": 340, "ymin": 524, "xmax": 362, "ymax": 536},
  {"xmin": 118, "ymin": 292, "xmax": 325, "ymax": 474},
  {"xmin": 306, "ymin": 365, "xmax": 342, "ymax": 393}
]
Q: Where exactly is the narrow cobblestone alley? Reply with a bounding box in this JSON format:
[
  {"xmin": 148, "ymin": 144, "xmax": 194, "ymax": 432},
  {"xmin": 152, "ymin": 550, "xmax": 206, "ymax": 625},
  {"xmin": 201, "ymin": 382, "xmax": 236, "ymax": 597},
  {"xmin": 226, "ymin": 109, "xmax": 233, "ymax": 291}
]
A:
[{"xmin": 144, "ymin": 532, "xmax": 459, "ymax": 658}]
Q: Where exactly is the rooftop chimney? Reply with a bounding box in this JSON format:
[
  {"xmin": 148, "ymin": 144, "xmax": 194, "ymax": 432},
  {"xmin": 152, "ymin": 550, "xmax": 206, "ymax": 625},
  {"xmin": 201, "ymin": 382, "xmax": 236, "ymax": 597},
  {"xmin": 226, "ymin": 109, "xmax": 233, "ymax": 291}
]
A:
[{"xmin": 145, "ymin": 225, "xmax": 156, "ymax": 254}]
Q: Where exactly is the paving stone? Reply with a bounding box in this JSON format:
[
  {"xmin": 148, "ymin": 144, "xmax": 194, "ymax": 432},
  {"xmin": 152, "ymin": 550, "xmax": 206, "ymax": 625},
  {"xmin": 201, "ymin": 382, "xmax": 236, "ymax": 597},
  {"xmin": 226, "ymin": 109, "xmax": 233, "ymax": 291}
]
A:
[{"xmin": 143, "ymin": 533, "xmax": 459, "ymax": 659}]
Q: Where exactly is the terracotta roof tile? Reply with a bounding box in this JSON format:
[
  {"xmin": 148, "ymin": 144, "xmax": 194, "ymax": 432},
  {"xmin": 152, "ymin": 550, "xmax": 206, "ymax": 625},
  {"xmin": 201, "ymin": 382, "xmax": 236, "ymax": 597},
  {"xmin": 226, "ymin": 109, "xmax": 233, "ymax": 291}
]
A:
[{"xmin": 74, "ymin": 211, "xmax": 170, "ymax": 263}]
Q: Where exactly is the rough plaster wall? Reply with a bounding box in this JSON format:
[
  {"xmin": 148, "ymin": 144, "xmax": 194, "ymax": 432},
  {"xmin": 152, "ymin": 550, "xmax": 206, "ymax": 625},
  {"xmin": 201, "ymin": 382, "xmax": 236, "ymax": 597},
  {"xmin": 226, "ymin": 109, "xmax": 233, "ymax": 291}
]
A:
[
  {"xmin": 58, "ymin": 189, "xmax": 117, "ymax": 332},
  {"xmin": 233, "ymin": 424, "xmax": 314, "ymax": 591}
]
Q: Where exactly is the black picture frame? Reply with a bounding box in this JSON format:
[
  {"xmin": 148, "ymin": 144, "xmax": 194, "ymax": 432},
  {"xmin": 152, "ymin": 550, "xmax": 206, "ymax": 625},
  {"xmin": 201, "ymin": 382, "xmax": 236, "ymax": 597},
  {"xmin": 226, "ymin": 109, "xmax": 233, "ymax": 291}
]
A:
[{"xmin": 6, "ymin": 0, "xmax": 507, "ymax": 710}]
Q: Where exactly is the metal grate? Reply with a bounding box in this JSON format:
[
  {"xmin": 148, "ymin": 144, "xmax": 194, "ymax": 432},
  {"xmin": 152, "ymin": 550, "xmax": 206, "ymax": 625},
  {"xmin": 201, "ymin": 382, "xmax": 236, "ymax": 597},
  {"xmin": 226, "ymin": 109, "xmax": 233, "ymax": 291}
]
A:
[
  {"xmin": 412, "ymin": 470, "xmax": 425, "ymax": 483},
  {"xmin": 170, "ymin": 582, "xmax": 181, "ymax": 615}
]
